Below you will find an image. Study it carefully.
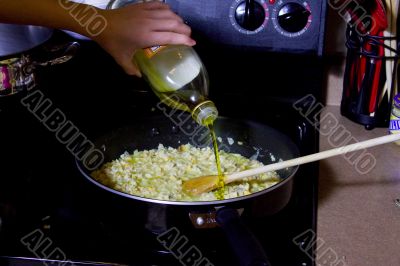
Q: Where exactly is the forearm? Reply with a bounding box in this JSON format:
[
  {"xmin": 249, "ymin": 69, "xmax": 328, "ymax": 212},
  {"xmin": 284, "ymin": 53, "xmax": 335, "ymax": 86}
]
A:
[
  {"xmin": 0, "ymin": 0, "xmax": 101, "ymax": 37},
  {"xmin": 0, "ymin": 1, "xmax": 195, "ymax": 76}
]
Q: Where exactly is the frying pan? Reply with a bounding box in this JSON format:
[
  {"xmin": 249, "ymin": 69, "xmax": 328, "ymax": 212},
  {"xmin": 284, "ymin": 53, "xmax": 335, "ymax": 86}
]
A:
[{"xmin": 76, "ymin": 114, "xmax": 300, "ymax": 266}]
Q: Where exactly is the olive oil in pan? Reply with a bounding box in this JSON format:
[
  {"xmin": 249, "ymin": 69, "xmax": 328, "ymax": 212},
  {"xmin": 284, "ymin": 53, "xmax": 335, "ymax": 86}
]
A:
[
  {"xmin": 153, "ymin": 87, "xmax": 224, "ymax": 198},
  {"xmin": 208, "ymin": 123, "xmax": 225, "ymax": 200}
]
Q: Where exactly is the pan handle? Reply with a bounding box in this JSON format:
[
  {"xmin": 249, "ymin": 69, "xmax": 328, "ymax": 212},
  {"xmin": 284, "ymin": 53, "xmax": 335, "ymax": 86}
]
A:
[{"xmin": 216, "ymin": 207, "xmax": 271, "ymax": 266}]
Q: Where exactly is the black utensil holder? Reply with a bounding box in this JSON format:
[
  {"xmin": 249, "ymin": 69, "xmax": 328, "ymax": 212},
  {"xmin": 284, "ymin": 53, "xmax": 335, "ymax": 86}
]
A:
[{"xmin": 341, "ymin": 25, "xmax": 399, "ymax": 130}]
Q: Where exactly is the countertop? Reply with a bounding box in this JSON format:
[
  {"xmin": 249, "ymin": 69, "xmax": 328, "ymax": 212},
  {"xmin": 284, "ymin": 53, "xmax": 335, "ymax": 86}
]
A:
[{"xmin": 317, "ymin": 106, "xmax": 400, "ymax": 266}]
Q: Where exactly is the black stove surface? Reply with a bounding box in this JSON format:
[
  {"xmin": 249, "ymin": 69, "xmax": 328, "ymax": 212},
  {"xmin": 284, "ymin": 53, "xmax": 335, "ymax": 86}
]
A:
[{"xmin": 0, "ymin": 38, "xmax": 321, "ymax": 266}]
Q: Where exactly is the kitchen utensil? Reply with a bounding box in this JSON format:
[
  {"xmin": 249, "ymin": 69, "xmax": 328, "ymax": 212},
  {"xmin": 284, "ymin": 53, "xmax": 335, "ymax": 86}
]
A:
[
  {"xmin": 368, "ymin": 0, "xmax": 388, "ymax": 114},
  {"xmin": 353, "ymin": 1, "xmax": 387, "ymax": 115},
  {"xmin": 340, "ymin": 1, "xmax": 386, "ymax": 115},
  {"xmin": 0, "ymin": 41, "xmax": 80, "ymax": 96},
  {"xmin": 341, "ymin": 1, "xmax": 395, "ymax": 128},
  {"xmin": 382, "ymin": 0, "xmax": 394, "ymax": 104},
  {"xmin": 391, "ymin": 0, "xmax": 400, "ymax": 97},
  {"xmin": 76, "ymin": 115, "xmax": 301, "ymax": 266},
  {"xmin": 183, "ymin": 133, "xmax": 400, "ymax": 195},
  {"xmin": 0, "ymin": 22, "xmax": 81, "ymax": 96}
]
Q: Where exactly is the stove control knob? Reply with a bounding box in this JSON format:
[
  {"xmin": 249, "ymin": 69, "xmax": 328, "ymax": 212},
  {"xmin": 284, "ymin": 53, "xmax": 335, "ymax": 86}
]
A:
[
  {"xmin": 235, "ymin": 0, "xmax": 266, "ymax": 31},
  {"xmin": 277, "ymin": 2, "xmax": 310, "ymax": 33}
]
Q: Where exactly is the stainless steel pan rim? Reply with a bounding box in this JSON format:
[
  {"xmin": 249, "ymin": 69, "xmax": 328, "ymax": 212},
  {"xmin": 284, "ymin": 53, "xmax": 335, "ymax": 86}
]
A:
[{"xmin": 0, "ymin": 24, "xmax": 53, "ymax": 57}]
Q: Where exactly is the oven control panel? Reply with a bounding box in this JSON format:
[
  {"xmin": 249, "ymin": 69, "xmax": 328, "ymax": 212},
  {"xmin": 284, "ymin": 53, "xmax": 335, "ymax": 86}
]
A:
[{"xmin": 166, "ymin": 0, "xmax": 326, "ymax": 55}]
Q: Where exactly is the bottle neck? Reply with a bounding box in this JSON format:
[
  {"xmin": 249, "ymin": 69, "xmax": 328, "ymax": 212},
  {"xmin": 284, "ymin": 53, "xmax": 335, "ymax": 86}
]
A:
[{"xmin": 191, "ymin": 100, "xmax": 218, "ymax": 126}]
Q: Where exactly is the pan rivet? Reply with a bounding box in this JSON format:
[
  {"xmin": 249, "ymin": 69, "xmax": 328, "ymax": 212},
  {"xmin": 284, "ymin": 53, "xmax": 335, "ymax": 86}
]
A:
[{"xmin": 196, "ymin": 217, "xmax": 205, "ymax": 226}]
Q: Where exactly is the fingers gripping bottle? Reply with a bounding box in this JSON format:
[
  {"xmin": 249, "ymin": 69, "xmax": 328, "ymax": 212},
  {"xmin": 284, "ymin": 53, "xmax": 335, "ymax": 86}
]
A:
[
  {"xmin": 106, "ymin": 0, "xmax": 218, "ymax": 126},
  {"xmin": 133, "ymin": 45, "xmax": 218, "ymax": 126}
]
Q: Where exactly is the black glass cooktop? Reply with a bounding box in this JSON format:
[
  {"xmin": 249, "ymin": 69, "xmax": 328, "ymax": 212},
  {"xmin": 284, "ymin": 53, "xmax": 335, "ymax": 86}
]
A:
[{"xmin": 0, "ymin": 38, "xmax": 322, "ymax": 266}]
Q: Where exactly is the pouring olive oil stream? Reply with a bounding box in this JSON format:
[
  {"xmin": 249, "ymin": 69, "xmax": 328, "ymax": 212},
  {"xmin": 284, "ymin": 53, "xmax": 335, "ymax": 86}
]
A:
[{"xmin": 133, "ymin": 45, "xmax": 225, "ymax": 198}]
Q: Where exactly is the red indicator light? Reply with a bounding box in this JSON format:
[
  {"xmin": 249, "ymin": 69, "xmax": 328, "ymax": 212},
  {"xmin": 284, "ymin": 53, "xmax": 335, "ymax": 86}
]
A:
[{"xmin": 269, "ymin": 0, "xmax": 276, "ymax": 4}]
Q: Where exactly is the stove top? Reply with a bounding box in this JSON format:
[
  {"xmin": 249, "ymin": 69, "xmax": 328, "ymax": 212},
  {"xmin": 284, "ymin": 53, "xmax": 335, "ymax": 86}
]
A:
[{"xmin": 0, "ymin": 39, "xmax": 322, "ymax": 266}]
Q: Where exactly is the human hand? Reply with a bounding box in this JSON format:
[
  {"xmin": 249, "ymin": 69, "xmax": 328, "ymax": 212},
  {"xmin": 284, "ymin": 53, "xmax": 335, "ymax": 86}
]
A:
[{"xmin": 93, "ymin": 1, "xmax": 195, "ymax": 76}]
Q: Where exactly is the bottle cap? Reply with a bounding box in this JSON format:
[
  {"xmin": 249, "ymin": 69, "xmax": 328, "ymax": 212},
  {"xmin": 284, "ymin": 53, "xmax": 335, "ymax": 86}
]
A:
[{"xmin": 192, "ymin": 101, "xmax": 218, "ymax": 126}]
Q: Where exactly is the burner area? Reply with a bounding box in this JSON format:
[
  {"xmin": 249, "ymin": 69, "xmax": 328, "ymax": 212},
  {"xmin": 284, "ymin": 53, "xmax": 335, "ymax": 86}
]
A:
[
  {"xmin": 0, "ymin": 107, "xmax": 318, "ymax": 265},
  {"xmin": 0, "ymin": 17, "xmax": 324, "ymax": 265},
  {"xmin": 0, "ymin": 156, "xmax": 317, "ymax": 266}
]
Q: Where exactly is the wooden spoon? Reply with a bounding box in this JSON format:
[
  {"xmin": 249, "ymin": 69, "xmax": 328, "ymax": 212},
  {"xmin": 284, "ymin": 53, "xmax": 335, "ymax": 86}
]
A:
[{"xmin": 182, "ymin": 133, "xmax": 400, "ymax": 196}]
